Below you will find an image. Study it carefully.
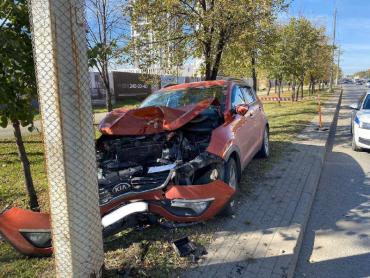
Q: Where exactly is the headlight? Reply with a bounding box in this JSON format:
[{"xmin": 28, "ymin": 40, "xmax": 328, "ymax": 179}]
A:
[
  {"xmin": 170, "ymin": 198, "xmax": 214, "ymax": 215},
  {"xmin": 20, "ymin": 230, "xmax": 52, "ymax": 248},
  {"xmin": 360, "ymin": 121, "xmax": 370, "ymax": 130},
  {"xmin": 355, "ymin": 116, "xmax": 370, "ymax": 129}
]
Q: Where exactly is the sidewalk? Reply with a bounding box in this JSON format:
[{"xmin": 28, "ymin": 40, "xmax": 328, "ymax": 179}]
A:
[{"xmin": 184, "ymin": 90, "xmax": 342, "ymax": 278}]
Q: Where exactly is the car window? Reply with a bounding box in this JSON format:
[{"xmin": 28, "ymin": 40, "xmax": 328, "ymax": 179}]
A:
[
  {"xmin": 362, "ymin": 94, "xmax": 370, "ymax": 110},
  {"xmin": 231, "ymin": 85, "xmax": 246, "ymax": 108},
  {"xmin": 140, "ymin": 86, "xmax": 226, "ymax": 110},
  {"xmin": 242, "ymin": 87, "xmax": 256, "ymax": 104}
]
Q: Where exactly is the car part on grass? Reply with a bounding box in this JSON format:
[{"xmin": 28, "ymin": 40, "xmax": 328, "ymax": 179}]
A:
[
  {"xmin": 1, "ymin": 79, "xmax": 270, "ymax": 256},
  {"xmin": 172, "ymin": 236, "xmax": 196, "ymax": 257},
  {"xmin": 0, "ymin": 207, "xmax": 52, "ymax": 256}
]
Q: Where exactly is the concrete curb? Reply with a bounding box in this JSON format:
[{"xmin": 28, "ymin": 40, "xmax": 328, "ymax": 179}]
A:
[{"xmin": 287, "ymin": 89, "xmax": 343, "ymax": 278}]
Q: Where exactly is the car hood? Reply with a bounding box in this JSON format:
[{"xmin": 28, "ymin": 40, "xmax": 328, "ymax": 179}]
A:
[
  {"xmin": 357, "ymin": 110, "xmax": 370, "ymax": 122},
  {"xmin": 99, "ymin": 97, "xmax": 218, "ymax": 135}
]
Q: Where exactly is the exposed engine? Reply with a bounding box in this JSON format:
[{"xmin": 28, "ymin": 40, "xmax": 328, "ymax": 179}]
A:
[{"xmin": 96, "ymin": 106, "xmax": 224, "ymax": 205}]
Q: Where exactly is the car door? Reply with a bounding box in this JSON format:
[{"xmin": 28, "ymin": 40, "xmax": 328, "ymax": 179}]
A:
[
  {"xmin": 242, "ymin": 87, "xmax": 265, "ymax": 153},
  {"xmin": 230, "ymin": 85, "xmax": 255, "ymax": 166}
]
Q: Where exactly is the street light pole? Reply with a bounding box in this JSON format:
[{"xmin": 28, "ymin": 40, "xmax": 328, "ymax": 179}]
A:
[
  {"xmin": 336, "ymin": 46, "xmax": 341, "ymax": 86},
  {"xmin": 329, "ymin": 8, "xmax": 337, "ymax": 92}
]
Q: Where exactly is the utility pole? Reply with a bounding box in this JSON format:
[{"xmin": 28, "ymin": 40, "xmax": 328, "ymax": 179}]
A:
[
  {"xmin": 329, "ymin": 8, "xmax": 337, "ymax": 92},
  {"xmin": 335, "ymin": 46, "xmax": 341, "ymax": 86}
]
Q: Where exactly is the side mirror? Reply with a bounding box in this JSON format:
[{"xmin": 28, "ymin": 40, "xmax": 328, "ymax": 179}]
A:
[
  {"xmin": 349, "ymin": 103, "xmax": 359, "ymax": 110},
  {"xmin": 235, "ymin": 104, "xmax": 249, "ymax": 116}
]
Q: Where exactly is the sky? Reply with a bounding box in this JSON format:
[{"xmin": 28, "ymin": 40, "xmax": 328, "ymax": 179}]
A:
[{"xmin": 282, "ymin": 0, "xmax": 370, "ymax": 75}]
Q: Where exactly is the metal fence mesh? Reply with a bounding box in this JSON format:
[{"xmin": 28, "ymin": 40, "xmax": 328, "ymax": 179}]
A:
[{"xmin": 28, "ymin": 0, "xmax": 104, "ymax": 276}]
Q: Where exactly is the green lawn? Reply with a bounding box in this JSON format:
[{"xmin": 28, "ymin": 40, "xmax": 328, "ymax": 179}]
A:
[
  {"xmin": 0, "ymin": 90, "xmax": 331, "ymax": 278},
  {"xmin": 93, "ymin": 98, "xmax": 141, "ymax": 113}
]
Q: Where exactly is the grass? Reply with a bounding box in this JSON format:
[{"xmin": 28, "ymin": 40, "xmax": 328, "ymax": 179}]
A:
[
  {"xmin": 93, "ymin": 98, "xmax": 141, "ymax": 113},
  {"xmin": 0, "ymin": 90, "xmax": 331, "ymax": 278},
  {"xmin": 32, "ymin": 98, "xmax": 141, "ymax": 121}
]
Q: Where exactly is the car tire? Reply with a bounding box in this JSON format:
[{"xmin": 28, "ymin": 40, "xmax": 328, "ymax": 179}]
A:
[
  {"xmin": 352, "ymin": 131, "xmax": 362, "ymax": 152},
  {"xmin": 219, "ymin": 158, "xmax": 238, "ymax": 216},
  {"xmin": 257, "ymin": 127, "xmax": 270, "ymax": 158}
]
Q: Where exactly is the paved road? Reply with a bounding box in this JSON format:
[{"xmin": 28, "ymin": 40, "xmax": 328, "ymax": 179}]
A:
[{"xmin": 295, "ymin": 85, "xmax": 370, "ymax": 278}]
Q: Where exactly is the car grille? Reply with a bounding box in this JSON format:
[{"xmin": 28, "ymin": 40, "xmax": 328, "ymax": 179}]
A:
[
  {"xmin": 359, "ymin": 137, "xmax": 370, "ymax": 146},
  {"xmin": 99, "ymin": 170, "xmax": 171, "ymax": 205}
]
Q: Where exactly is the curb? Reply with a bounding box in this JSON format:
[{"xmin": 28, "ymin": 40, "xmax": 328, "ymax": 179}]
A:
[{"xmin": 287, "ymin": 89, "xmax": 343, "ymax": 278}]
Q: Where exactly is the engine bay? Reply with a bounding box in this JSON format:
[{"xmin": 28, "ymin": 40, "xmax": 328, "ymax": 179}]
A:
[{"xmin": 96, "ymin": 106, "xmax": 225, "ymax": 205}]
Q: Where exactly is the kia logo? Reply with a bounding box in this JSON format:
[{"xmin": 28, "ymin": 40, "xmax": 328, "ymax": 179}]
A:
[{"xmin": 112, "ymin": 183, "xmax": 131, "ymax": 194}]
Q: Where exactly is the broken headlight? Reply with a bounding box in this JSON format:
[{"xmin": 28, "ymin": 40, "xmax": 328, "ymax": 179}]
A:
[
  {"xmin": 170, "ymin": 198, "xmax": 214, "ymax": 215},
  {"xmin": 20, "ymin": 230, "xmax": 52, "ymax": 248}
]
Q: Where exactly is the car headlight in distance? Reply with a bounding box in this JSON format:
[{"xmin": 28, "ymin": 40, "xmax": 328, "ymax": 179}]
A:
[
  {"xmin": 170, "ymin": 198, "xmax": 214, "ymax": 215},
  {"xmin": 20, "ymin": 229, "xmax": 52, "ymax": 248},
  {"xmin": 360, "ymin": 121, "xmax": 370, "ymax": 130}
]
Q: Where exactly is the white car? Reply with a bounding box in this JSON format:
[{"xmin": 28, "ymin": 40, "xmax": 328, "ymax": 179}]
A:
[
  {"xmin": 366, "ymin": 81, "xmax": 370, "ymax": 88},
  {"xmin": 351, "ymin": 91, "xmax": 370, "ymax": 151}
]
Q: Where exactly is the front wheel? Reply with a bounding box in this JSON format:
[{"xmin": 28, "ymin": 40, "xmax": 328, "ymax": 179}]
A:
[
  {"xmin": 352, "ymin": 132, "xmax": 362, "ymax": 152},
  {"xmin": 219, "ymin": 158, "xmax": 238, "ymax": 216},
  {"xmin": 257, "ymin": 127, "xmax": 270, "ymax": 158}
]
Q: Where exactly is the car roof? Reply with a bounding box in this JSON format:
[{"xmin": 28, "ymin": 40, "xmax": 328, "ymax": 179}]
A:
[
  {"xmin": 159, "ymin": 80, "xmax": 228, "ymax": 92},
  {"xmin": 159, "ymin": 78, "xmax": 250, "ymax": 92}
]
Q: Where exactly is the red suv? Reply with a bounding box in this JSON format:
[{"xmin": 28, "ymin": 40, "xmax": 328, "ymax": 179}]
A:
[{"xmin": 0, "ymin": 79, "xmax": 269, "ymax": 256}]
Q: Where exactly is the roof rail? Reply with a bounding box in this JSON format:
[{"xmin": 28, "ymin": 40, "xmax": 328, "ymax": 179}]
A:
[{"xmin": 162, "ymin": 83, "xmax": 178, "ymax": 88}]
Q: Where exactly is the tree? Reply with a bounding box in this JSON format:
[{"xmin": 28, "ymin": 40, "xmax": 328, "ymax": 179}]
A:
[
  {"xmin": 86, "ymin": 0, "xmax": 128, "ymax": 112},
  {"xmin": 220, "ymin": 10, "xmax": 280, "ymax": 92},
  {"xmin": 260, "ymin": 23, "xmax": 286, "ymax": 99},
  {"xmin": 0, "ymin": 0, "xmax": 39, "ymax": 210},
  {"xmin": 127, "ymin": 0, "xmax": 288, "ymax": 80}
]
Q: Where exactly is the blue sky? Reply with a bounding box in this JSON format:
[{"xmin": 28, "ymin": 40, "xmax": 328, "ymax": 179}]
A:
[{"xmin": 282, "ymin": 0, "xmax": 370, "ymax": 75}]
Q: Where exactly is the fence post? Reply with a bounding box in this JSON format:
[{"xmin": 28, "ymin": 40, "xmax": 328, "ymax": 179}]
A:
[{"xmin": 28, "ymin": 0, "xmax": 104, "ymax": 276}]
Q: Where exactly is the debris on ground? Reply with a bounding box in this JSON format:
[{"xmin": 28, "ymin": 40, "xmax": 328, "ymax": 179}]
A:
[{"xmin": 172, "ymin": 236, "xmax": 207, "ymax": 263}]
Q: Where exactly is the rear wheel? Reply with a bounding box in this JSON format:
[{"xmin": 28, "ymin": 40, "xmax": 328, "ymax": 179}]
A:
[{"xmin": 219, "ymin": 158, "xmax": 238, "ymax": 216}]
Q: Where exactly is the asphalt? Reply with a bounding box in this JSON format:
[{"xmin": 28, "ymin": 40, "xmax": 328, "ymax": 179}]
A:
[{"xmin": 295, "ymin": 84, "xmax": 370, "ymax": 278}]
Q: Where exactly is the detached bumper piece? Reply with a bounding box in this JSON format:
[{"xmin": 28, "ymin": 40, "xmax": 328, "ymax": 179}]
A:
[
  {"xmin": 0, "ymin": 179, "xmax": 234, "ymax": 257},
  {"xmin": 0, "ymin": 207, "xmax": 52, "ymax": 256}
]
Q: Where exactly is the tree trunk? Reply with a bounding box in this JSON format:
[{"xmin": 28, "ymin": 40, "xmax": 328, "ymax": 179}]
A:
[
  {"xmin": 312, "ymin": 81, "xmax": 315, "ymax": 94},
  {"xmin": 267, "ymin": 79, "xmax": 271, "ymax": 95},
  {"xmin": 103, "ymin": 63, "xmax": 113, "ymax": 112},
  {"xmin": 278, "ymin": 79, "xmax": 281, "ymax": 105},
  {"xmin": 291, "ymin": 80, "xmax": 296, "ymax": 101},
  {"xmin": 251, "ymin": 53, "xmax": 257, "ymax": 93},
  {"xmin": 12, "ymin": 121, "xmax": 39, "ymax": 211},
  {"xmin": 300, "ymin": 81, "xmax": 304, "ymax": 99},
  {"xmin": 274, "ymin": 79, "xmax": 277, "ymax": 95}
]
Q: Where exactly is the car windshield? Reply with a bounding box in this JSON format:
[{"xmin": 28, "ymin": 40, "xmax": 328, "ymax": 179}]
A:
[
  {"xmin": 363, "ymin": 95, "xmax": 370, "ymax": 110},
  {"xmin": 140, "ymin": 86, "xmax": 226, "ymax": 110}
]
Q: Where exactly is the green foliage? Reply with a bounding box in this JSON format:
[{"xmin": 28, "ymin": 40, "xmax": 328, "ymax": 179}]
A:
[
  {"xmin": 258, "ymin": 17, "xmax": 335, "ymax": 89},
  {"xmin": 127, "ymin": 0, "xmax": 288, "ymax": 80},
  {"xmin": 0, "ymin": 0, "xmax": 36, "ymax": 128}
]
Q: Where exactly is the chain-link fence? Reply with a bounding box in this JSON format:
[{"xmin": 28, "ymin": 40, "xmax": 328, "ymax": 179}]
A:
[{"xmin": 28, "ymin": 0, "xmax": 104, "ymax": 276}]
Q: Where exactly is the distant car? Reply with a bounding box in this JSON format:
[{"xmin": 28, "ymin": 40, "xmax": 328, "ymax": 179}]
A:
[
  {"xmin": 356, "ymin": 80, "xmax": 364, "ymax": 85},
  {"xmin": 366, "ymin": 81, "xmax": 370, "ymax": 88},
  {"xmin": 350, "ymin": 91, "xmax": 370, "ymax": 151}
]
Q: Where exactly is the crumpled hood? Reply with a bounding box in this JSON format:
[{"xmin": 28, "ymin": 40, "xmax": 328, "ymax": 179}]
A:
[{"xmin": 99, "ymin": 97, "xmax": 217, "ymax": 135}]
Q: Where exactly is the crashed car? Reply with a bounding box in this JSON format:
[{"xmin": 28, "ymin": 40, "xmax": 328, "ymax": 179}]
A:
[{"xmin": 0, "ymin": 79, "xmax": 270, "ymax": 256}]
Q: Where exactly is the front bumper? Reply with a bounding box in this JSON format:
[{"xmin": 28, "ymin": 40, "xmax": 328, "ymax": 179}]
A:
[
  {"xmin": 0, "ymin": 179, "xmax": 234, "ymax": 256},
  {"xmin": 0, "ymin": 207, "xmax": 52, "ymax": 256},
  {"xmin": 354, "ymin": 125, "xmax": 370, "ymax": 149}
]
